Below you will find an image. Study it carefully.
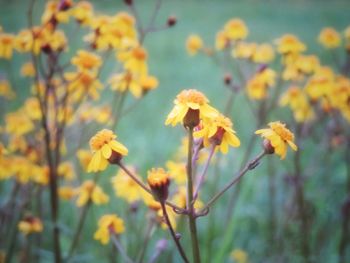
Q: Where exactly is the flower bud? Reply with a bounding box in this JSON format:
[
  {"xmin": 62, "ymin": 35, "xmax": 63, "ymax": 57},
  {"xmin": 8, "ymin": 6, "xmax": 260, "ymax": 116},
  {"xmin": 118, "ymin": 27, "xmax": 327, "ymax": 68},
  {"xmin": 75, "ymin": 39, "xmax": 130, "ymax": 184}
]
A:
[
  {"xmin": 124, "ymin": 0, "xmax": 133, "ymax": 5},
  {"xmin": 167, "ymin": 16, "xmax": 177, "ymax": 27},
  {"xmin": 108, "ymin": 151, "xmax": 123, "ymax": 164},
  {"xmin": 224, "ymin": 73, "xmax": 232, "ymax": 85},
  {"xmin": 147, "ymin": 168, "xmax": 170, "ymax": 202}
]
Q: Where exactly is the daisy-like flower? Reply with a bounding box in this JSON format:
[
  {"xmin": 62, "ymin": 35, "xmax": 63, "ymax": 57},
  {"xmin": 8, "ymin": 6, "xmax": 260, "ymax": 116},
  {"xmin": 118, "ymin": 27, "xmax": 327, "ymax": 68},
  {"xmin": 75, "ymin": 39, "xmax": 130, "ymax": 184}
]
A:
[
  {"xmin": 94, "ymin": 214, "xmax": 125, "ymax": 245},
  {"xmin": 276, "ymin": 34, "xmax": 306, "ymax": 55},
  {"xmin": 194, "ymin": 114, "xmax": 240, "ymax": 154},
  {"xmin": 75, "ymin": 180, "xmax": 109, "ymax": 207},
  {"xmin": 71, "ymin": 50, "xmax": 102, "ymax": 72},
  {"xmin": 147, "ymin": 168, "xmax": 170, "ymax": 202},
  {"xmin": 111, "ymin": 166, "xmax": 143, "ymax": 203},
  {"xmin": 18, "ymin": 216, "xmax": 43, "ymax": 235},
  {"xmin": 186, "ymin": 35, "xmax": 203, "ymax": 56},
  {"xmin": 223, "ymin": 18, "xmax": 249, "ymax": 41},
  {"xmin": 255, "ymin": 121, "xmax": 297, "ymax": 159},
  {"xmin": 318, "ymin": 27, "xmax": 341, "ymax": 49},
  {"xmin": 87, "ymin": 129, "xmax": 128, "ymax": 172},
  {"xmin": 165, "ymin": 89, "xmax": 218, "ymax": 128}
]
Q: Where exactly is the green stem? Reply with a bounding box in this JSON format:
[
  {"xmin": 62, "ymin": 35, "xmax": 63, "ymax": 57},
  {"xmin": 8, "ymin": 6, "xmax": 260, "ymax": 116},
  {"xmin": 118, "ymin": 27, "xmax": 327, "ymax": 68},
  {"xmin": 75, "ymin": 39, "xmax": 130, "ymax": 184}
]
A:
[{"xmin": 186, "ymin": 127, "xmax": 201, "ymax": 263}]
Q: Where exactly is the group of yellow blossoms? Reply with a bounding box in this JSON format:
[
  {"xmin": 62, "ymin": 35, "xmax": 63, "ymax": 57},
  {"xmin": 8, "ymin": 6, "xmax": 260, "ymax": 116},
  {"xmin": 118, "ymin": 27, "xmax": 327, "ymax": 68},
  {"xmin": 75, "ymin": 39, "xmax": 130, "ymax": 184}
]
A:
[
  {"xmin": 82, "ymin": 88, "xmax": 297, "ymax": 244},
  {"xmin": 186, "ymin": 19, "xmax": 350, "ymax": 124}
]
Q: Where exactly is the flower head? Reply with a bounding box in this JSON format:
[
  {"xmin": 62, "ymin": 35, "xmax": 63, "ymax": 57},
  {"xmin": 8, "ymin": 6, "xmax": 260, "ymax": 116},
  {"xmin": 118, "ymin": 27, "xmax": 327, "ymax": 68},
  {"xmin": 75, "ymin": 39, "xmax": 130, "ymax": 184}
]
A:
[
  {"xmin": 111, "ymin": 166, "xmax": 143, "ymax": 203},
  {"xmin": 94, "ymin": 214, "xmax": 125, "ymax": 245},
  {"xmin": 88, "ymin": 129, "xmax": 128, "ymax": 172},
  {"xmin": 223, "ymin": 18, "xmax": 248, "ymax": 41},
  {"xmin": 147, "ymin": 168, "xmax": 170, "ymax": 202},
  {"xmin": 186, "ymin": 35, "xmax": 203, "ymax": 56},
  {"xmin": 318, "ymin": 27, "xmax": 341, "ymax": 49},
  {"xmin": 194, "ymin": 114, "xmax": 240, "ymax": 154},
  {"xmin": 255, "ymin": 121, "xmax": 297, "ymax": 159},
  {"xmin": 165, "ymin": 89, "xmax": 218, "ymax": 128},
  {"xmin": 276, "ymin": 34, "xmax": 306, "ymax": 55},
  {"xmin": 71, "ymin": 50, "xmax": 102, "ymax": 72},
  {"xmin": 75, "ymin": 180, "xmax": 109, "ymax": 207},
  {"xmin": 18, "ymin": 216, "xmax": 43, "ymax": 235}
]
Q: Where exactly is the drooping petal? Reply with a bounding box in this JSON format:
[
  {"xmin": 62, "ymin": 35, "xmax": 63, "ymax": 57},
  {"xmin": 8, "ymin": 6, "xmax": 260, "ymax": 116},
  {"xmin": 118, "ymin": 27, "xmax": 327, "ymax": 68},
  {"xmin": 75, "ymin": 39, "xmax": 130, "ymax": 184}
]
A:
[
  {"xmin": 109, "ymin": 140, "xmax": 128, "ymax": 155},
  {"xmin": 101, "ymin": 144, "xmax": 112, "ymax": 159}
]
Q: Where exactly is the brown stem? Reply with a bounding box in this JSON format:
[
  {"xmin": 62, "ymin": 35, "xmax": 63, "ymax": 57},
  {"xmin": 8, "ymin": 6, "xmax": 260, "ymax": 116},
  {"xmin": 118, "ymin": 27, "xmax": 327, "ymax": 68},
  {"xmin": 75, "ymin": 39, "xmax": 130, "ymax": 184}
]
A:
[{"xmin": 160, "ymin": 203, "xmax": 189, "ymax": 263}]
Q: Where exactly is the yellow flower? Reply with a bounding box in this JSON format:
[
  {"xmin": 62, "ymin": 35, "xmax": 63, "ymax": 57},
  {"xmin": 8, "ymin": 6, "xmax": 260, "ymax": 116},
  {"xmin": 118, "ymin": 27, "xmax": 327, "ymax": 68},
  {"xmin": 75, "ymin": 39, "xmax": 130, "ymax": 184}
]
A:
[
  {"xmin": 232, "ymin": 42, "xmax": 257, "ymax": 60},
  {"xmin": 141, "ymin": 75, "xmax": 159, "ymax": 92},
  {"xmin": 5, "ymin": 110, "xmax": 34, "ymax": 136},
  {"xmin": 186, "ymin": 35, "xmax": 203, "ymax": 56},
  {"xmin": 166, "ymin": 161, "xmax": 187, "ymax": 185},
  {"xmin": 75, "ymin": 180, "xmax": 109, "ymax": 207},
  {"xmin": 32, "ymin": 165, "xmax": 49, "ymax": 185},
  {"xmin": 18, "ymin": 216, "xmax": 43, "ymax": 235},
  {"xmin": 72, "ymin": 1, "xmax": 93, "ymax": 25},
  {"xmin": 194, "ymin": 114, "xmax": 240, "ymax": 154},
  {"xmin": 279, "ymin": 86, "xmax": 314, "ymax": 123},
  {"xmin": 294, "ymin": 55, "xmax": 320, "ymax": 75},
  {"xmin": 0, "ymin": 33, "xmax": 15, "ymax": 59},
  {"xmin": 58, "ymin": 186, "xmax": 76, "ymax": 200},
  {"xmin": 58, "ymin": 162, "xmax": 75, "ymax": 181},
  {"xmin": 223, "ymin": 18, "xmax": 249, "ymax": 41},
  {"xmin": 87, "ymin": 129, "xmax": 128, "ymax": 172},
  {"xmin": 253, "ymin": 43, "xmax": 275, "ymax": 64},
  {"xmin": 41, "ymin": 1, "xmax": 71, "ymax": 25},
  {"xmin": 318, "ymin": 27, "xmax": 341, "ymax": 49},
  {"xmin": 71, "ymin": 50, "xmax": 102, "ymax": 72},
  {"xmin": 76, "ymin": 149, "xmax": 92, "ymax": 171},
  {"xmin": 0, "ymin": 79, "xmax": 16, "ymax": 100},
  {"xmin": 24, "ymin": 97, "xmax": 42, "ymax": 120},
  {"xmin": 94, "ymin": 214, "xmax": 125, "ymax": 245},
  {"xmin": 230, "ymin": 249, "xmax": 248, "ymax": 263},
  {"xmin": 305, "ymin": 66, "xmax": 335, "ymax": 101},
  {"xmin": 165, "ymin": 89, "xmax": 218, "ymax": 127},
  {"xmin": 147, "ymin": 168, "xmax": 170, "ymax": 202},
  {"xmin": 109, "ymin": 71, "xmax": 143, "ymax": 98},
  {"xmin": 215, "ymin": 31, "xmax": 229, "ymax": 50},
  {"xmin": 246, "ymin": 68, "xmax": 276, "ymax": 100},
  {"xmin": 65, "ymin": 71, "xmax": 103, "ymax": 101},
  {"xmin": 21, "ymin": 62, "xmax": 36, "ymax": 77},
  {"xmin": 276, "ymin": 34, "xmax": 306, "ymax": 54},
  {"xmin": 118, "ymin": 46, "xmax": 148, "ymax": 76},
  {"xmin": 255, "ymin": 121, "xmax": 297, "ymax": 159},
  {"xmin": 141, "ymin": 190, "xmax": 161, "ymax": 211},
  {"xmin": 111, "ymin": 166, "xmax": 143, "ymax": 203}
]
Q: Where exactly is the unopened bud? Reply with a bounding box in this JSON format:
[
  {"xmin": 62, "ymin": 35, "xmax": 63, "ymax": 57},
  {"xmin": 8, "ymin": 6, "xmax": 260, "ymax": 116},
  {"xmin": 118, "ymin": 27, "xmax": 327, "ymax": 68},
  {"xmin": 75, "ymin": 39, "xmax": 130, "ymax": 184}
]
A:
[
  {"xmin": 124, "ymin": 0, "xmax": 133, "ymax": 5},
  {"xmin": 167, "ymin": 16, "xmax": 177, "ymax": 27},
  {"xmin": 183, "ymin": 109, "xmax": 200, "ymax": 129},
  {"xmin": 224, "ymin": 73, "xmax": 232, "ymax": 85}
]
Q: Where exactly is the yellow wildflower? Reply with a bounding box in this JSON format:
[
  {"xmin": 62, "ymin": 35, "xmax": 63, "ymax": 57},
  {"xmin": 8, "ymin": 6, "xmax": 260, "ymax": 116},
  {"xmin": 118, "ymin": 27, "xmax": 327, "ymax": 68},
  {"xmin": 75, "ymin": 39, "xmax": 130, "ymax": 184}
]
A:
[
  {"xmin": 279, "ymin": 86, "xmax": 314, "ymax": 122},
  {"xmin": 276, "ymin": 34, "xmax": 306, "ymax": 54},
  {"xmin": 223, "ymin": 18, "xmax": 249, "ymax": 41},
  {"xmin": 0, "ymin": 33, "xmax": 15, "ymax": 59},
  {"xmin": 76, "ymin": 149, "xmax": 92, "ymax": 171},
  {"xmin": 18, "ymin": 216, "xmax": 43, "ymax": 235},
  {"xmin": 165, "ymin": 89, "xmax": 218, "ymax": 127},
  {"xmin": 21, "ymin": 62, "xmax": 36, "ymax": 77},
  {"xmin": 58, "ymin": 161, "xmax": 75, "ymax": 181},
  {"xmin": 71, "ymin": 50, "xmax": 102, "ymax": 72},
  {"xmin": 305, "ymin": 66, "xmax": 335, "ymax": 101},
  {"xmin": 318, "ymin": 27, "xmax": 341, "ymax": 48},
  {"xmin": 147, "ymin": 168, "xmax": 170, "ymax": 202},
  {"xmin": 246, "ymin": 68, "xmax": 276, "ymax": 100},
  {"xmin": 215, "ymin": 31, "xmax": 229, "ymax": 50},
  {"xmin": 118, "ymin": 46, "xmax": 148, "ymax": 76},
  {"xmin": 87, "ymin": 129, "xmax": 128, "ymax": 172},
  {"xmin": 186, "ymin": 35, "xmax": 203, "ymax": 56},
  {"xmin": 75, "ymin": 180, "xmax": 109, "ymax": 207},
  {"xmin": 255, "ymin": 121, "xmax": 297, "ymax": 159},
  {"xmin": 166, "ymin": 161, "xmax": 187, "ymax": 185},
  {"xmin": 0, "ymin": 79, "xmax": 16, "ymax": 100},
  {"xmin": 72, "ymin": 1, "xmax": 93, "ymax": 25},
  {"xmin": 94, "ymin": 214, "xmax": 125, "ymax": 245},
  {"xmin": 41, "ymin": 1, "xmax": 71, "ymax": 25},
  {"xmin": 194, "ymin": 114, "xmax": 240, "ymax": 154},
  {"xmin": 231, "ymin": 249, "xmax": 249, "ymax": 263},
  {"xmin": 24, "ymin": 97, "xmax": 42, "ymax": 120},
  {"xmin": 253, "ymin": 43, "xmax": 275, "ymax": 64},
  {"xmin": 5, "ymin": 110, "xmax": 34, "ymax": 136},
  {"xmin": 111, "ymin": 166, "xmax": 142, "ymax": 203},
  {"xmin": 58, "ymin": 186, "xmax": 76, "ymax": 200},
  {"xmin": 232, "ymin": 42, "xmax": 257, "ymax": 60}
]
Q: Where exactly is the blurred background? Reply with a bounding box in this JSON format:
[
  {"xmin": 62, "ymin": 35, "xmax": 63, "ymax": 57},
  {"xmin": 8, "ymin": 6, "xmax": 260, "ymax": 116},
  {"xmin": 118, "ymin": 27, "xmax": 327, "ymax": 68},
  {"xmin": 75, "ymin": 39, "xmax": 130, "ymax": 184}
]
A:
[{"xmin": 1, "ymin": 0, "xmax": 350, "ymax": 262}]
